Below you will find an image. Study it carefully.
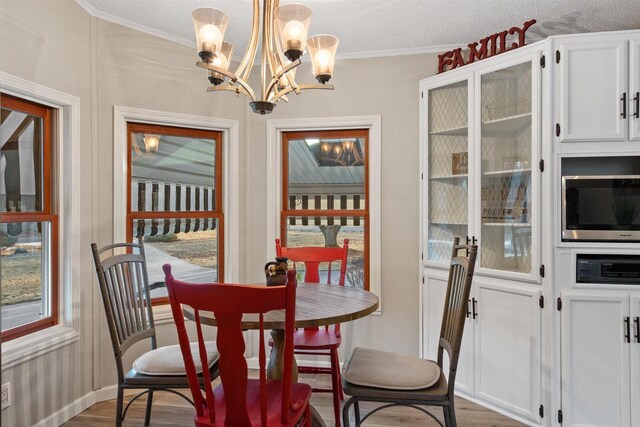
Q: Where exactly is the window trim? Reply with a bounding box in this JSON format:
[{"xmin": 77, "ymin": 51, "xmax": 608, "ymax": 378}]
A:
[
  {"xmin": 112, "ymin": 106, "xmax": 240, "ymax": 284},
  {"xmin": 266, "ymin": 116, "xmax": 382, "ymax": 312},
  {"xmin": 126, "ymin": 122, "xmax": 225, "ymax": 305},
  {"xmin": 281, "ymin": 129, "xmax": 370, "ymax": 290},
  {"xmin": 0, "ymin": 71, "xmax": 82, "ymax": 368},
  {"xmin": 1, "ymin": 94, "xmax": 59, "ymax": 341}
]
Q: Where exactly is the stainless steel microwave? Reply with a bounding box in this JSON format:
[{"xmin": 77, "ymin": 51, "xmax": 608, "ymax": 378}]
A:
[{"xmin": 562, "ymin": 175, "xmax": 640, "ymax": 241}]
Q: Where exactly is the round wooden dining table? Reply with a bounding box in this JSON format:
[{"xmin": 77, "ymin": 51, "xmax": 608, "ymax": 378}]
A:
[{"xmin": 183, "ymin": 282, "xmax": 379, "ymax": 427}]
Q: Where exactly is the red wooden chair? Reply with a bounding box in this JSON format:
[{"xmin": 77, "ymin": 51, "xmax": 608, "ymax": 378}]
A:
[
  {"xmin": 275, "ymin": 238, "xmax": 349, "ymax": 427},
  {"xmin": 164, "ymin": 265, "xmax": 311, "ymax": 427}
]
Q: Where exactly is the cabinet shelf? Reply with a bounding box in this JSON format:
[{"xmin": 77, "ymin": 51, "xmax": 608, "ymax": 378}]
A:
[
  {"xmin": 429, "ymin": 125, "xmax": 468, "ymax": 137},
  {"xmin": 483, "ymin": 168, "xmax": 532, "ymax": 177},
  {"xmin": 481, "ymin": 113, "xmax": 531, "ymax": 136},
  {"xmin": 482, "ymin": 222, "xmax": 531, "ymax": 227},
  {"xmin": 431, "ymin": 173, "xmax": 468, "ymax": 180},
  {"xmin": 431, "ymin": 221, "xmax": 468, "ymax": 226}
]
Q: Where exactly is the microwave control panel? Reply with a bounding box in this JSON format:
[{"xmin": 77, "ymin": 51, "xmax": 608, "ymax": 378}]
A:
[{"xmin": 577, "ymin": 254, "xmax": 640, "ymax": 285}]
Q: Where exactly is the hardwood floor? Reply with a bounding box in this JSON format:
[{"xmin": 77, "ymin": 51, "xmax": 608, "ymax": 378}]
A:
[{"xmin": 63, "ymin": 373, "xmax": 524, "ymax": 426}]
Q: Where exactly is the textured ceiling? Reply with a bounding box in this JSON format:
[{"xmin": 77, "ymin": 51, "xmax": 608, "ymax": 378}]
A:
[{"xmin": 76, "ymin": 0, "xmax": 640, "ymax": 58}]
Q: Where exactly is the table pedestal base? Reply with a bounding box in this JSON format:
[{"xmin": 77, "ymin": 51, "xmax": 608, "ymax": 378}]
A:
[{"xmin": 267, "ymin": 330, "xmax": 327, "ymax": 427}]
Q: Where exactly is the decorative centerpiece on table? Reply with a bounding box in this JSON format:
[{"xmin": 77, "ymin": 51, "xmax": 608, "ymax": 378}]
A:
[{"xmin": 264, "ymin": 257, "xmax": 289, "ymax": 286}]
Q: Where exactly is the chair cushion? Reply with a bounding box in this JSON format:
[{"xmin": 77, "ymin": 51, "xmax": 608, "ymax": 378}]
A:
[
  {"xmin": 132, "ymin": 341, "xmax": 219, "ymax": 376},
  {"xmin": 342, "ymin": 347, "xmax": 441, "ymax": 390}
]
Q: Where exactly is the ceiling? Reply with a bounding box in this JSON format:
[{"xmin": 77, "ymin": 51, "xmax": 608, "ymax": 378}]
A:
[{"xmin": 76, "ymin": 0, "xmax": 640, "ymax": 59}]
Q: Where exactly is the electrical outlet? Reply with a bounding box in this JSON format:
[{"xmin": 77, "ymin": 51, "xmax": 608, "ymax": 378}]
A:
[{"xmin": 1, "ymin": 382, "xmax": 10, "ymax": 410}]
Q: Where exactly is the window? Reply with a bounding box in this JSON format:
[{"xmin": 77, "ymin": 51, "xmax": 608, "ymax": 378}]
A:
[
  {"xmin": 281, "ymin": 129, "xmax": 369, "ymax": 289},
  {"xmin": 127, "ymin": 123, "xmax": 224, "ymax": 304},
  {"xmin": 1, "ymin": 93, "xmax": 58, "ymax": 341}
]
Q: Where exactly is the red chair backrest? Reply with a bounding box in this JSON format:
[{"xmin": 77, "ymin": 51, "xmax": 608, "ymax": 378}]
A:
[
  {"xmin": 164, "ymin": 265, "xmax": 298, "ymax": 426},
  {"xmin": 275, "ymin": 238, "xmax": 349, "ymax": 286}
]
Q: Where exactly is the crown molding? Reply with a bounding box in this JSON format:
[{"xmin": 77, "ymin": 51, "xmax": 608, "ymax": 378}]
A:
[
  {"xmin": 336, "ymin": 43, "xmax": 467, "ymax": 60},
  {"xmin": 74, "ymin": 0, "xmax": 462, "ymax": 62},
  {"xmin": 74, "ymin": 0, "xmax": 194, "ymax": 48}
]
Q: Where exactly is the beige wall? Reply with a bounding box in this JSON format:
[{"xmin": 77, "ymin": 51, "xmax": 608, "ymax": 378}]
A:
[
  {"xmin": 243, "ymin": 55, "xmax": 438, "ymax": 358},
  {"xmin": 1, "ymin": 1, "xmax": 438, "ymax": 425},
  {"xmin": 1, "ymin": 1, "xmax": 93, "ymax": 426}
]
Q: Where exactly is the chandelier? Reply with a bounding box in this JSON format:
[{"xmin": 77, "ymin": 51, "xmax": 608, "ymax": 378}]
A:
[{"xmin": 191, "ymin": 1, "xmax": 339, "ymax": 115}]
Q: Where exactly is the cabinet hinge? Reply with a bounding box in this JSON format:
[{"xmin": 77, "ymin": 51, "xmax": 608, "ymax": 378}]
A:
[
  {"xmin": 539, "ymin": 404, "xmax": 544, "ymax": 418},
  {"xmin": 555, "ymin": 123, "xmax": 561, "ymax": 137},
  {"xmin": 557, "ymin": 298, "xmax": 563, "ymax": 311},
  {"xmin": 421, "ymin": 253, "xmax": 424, "ymax": 260},
  {"xmin": 540, "ymin": 55, "xmax": 545, "ymax": 68},
  {"xmin": 555, "ymin": 50, "xmax": 561, "ymax": 63},
  {"xmin": 539, "ymin": 295, "xmax": 544, "ymax": 309},
  {"xmin": 558, "ymin": 409, "xmax": 563, "ymax": 423},
  {"xmin": 422, "ymin": 277, "xmax": 425, "ymax": 284},
  {"xmin": 421, "ymin": 173, "xmax": 424, "ymax": 179},
  {"xmin": 539, "ymin": 159, "xmax": 544, "ymax": 172},
  {"xmin": 421, "ymin": 91, "xmax": 424, "ymax": 98},
  {"xmin": 540, "ymin": 264, "xmax": 545, "ymax": 277}
]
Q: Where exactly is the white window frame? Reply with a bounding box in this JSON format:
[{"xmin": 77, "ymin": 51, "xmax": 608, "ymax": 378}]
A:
[
  {"xmin": 266, "ymin": 116, "xmax": 382, "ymax": 312},
  {"xmin": 113, "ymin": 106, "xmax": 241, "ymax": 320},
  {"xmin": 0, "ymin": 71, "xmax": 82, "ymax": 369}
]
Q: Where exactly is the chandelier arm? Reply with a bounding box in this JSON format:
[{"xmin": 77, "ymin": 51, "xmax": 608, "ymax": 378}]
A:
[
  {"xmin": 196, "ymin": 61, "xmax": 239, "ymax": 82},
  {"xmin": 264, "ymin": 59, "xmax": 301, "ymax": 101},
  {"xmin": 260, "ymin": 0, "xmax": 272, "ymax": 100},
  {"xmin": 271, "ymin": 83, "xmax": 334, "ymax": 103},
  {"xmin": 235, "ymin": 0, "xmax": 260, "ymax": 81},
  {"xmin": 206, "ymin": 84, "xmax": 252, "ymax": 100}
]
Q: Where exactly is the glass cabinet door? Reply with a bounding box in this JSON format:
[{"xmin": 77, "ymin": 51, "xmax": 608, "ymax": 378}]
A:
[
  {"xmin": 478, "ymin": 61, "xmax": 534, "ymax": 275},
  {"xmin": 427, "ymin": 79, "xmax": 469, "ymax": 263}
]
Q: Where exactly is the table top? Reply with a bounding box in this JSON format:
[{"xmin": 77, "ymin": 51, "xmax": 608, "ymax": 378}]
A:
[{"xmin": 182, "ymin": 283, "xmax": 379, "ymax": 329}]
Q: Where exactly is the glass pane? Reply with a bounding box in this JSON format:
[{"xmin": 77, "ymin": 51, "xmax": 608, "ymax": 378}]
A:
[
  {"xmin": 130, "ymin": 133, "xmax": 218, "ymax": 211},
  {"xmin": 133, "ymin": 218, "xmax": 220, "ymax": 298},
  {"xmin": 1, "ymin": 221, "xmax": 51, "ymax": 331},
  {"xmin": 287, "ymin": 137, "xmax": 365, "ymax": 212},
  {"xmin": 284, "ymin": 215, "xmax": 365, "ymax": 289},
  {"xmin": 427, "ymin": 80, "xmax": 469, "ymax": 262},
  {"xmin": 480, "ymin": 62, "xmax": 532, "ymax": 273},
  {"xmin": 1, "ymin": 107, "xmax": 44, "ymax": 213}
]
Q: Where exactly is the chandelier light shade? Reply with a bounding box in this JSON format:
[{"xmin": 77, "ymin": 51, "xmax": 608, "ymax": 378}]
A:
[
  {"xmin": 308, "ymin": 35, "xmax": 339, "ymax": 83},
  {"xmin": 192, "ymin": 0, "xmax": 338, "ymax": 115},
  {"xmin": 192, "ymin": 8, "xmax": 229, "ymax": 63}
]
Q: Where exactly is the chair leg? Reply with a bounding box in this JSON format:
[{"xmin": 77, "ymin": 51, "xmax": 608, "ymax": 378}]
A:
[
  {"xmin": 353, "ymin": 400, "xmax": 360, "ymax": 425},
  {"xmin": 115, "ymin": 386, "xmax": 124, "ymax": 427},
  {"xmin": 443, "ymin": 405, "xmax": 451, "ymax": 427},
  {"xmin": 447, "ymin": 402, "xmax": 457, "ymax": 427},
  {"xmin": 144, "ymin": 389, "xmax": 154, "ymax": 426},
  {"xmin": 342, "ymin": 396, "xmax": 354, "ymax": 427},
  {"xmin": 330, "ymin": 349, "xmax": 342, "ymax": 427}
]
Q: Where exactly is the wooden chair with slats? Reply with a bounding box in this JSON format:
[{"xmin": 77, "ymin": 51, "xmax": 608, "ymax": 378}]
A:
[
  {"xmin": 91, "ymin": 241, "xmax": 220, "ymax": 427},
  {"xmin": 164, "ymin": 266, "xmax": 312, "ymax": 427},
  {"xmin": 341, "ymin": 237, "xmax": 478, "ymax": 427},
  {"xmin": 275, "ymin": 237, "xmax": 349, "ymax": 427}
]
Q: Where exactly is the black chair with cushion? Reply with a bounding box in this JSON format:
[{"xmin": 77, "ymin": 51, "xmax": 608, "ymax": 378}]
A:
[
  {"xmin": 341, "ymin": 237, "xmax": 478, "ymax": 427},
  {"xmin": 91, "ymin": 241, "xmax": 220, "ymax": 427}
]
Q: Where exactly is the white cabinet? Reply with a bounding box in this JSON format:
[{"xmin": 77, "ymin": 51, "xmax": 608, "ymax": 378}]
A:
[
  {"xmin": 560, "ymin": 292, "xmax": 640, "ymax": 427},
  {"xmin": 556, "ymin": 34, "xmax": 640, "ymax": 142},
  {"xmin": 631, "ymin": 297, "xmax": 640, "ymax": 426},
  {"xmin": 422, "ymin": 273, "xmax": 542, "ymax": 423},
  {"xmin": 631, "ymin": 39, "xmax": 640, "ymax": 141},
  {"xmin": 422, "ymin": 52, "xmax": 541, "ymax": 282}
]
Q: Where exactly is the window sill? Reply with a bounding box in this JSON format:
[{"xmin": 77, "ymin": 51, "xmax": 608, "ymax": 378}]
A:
[{"xmin": 1, "ymin": 325, "xmax": 80, "ymax": 370}]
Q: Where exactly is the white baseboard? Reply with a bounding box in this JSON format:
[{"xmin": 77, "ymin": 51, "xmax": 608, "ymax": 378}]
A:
[{"xmin": 32, "ymin": 358, "xmax": 338, "ymax": 427}]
